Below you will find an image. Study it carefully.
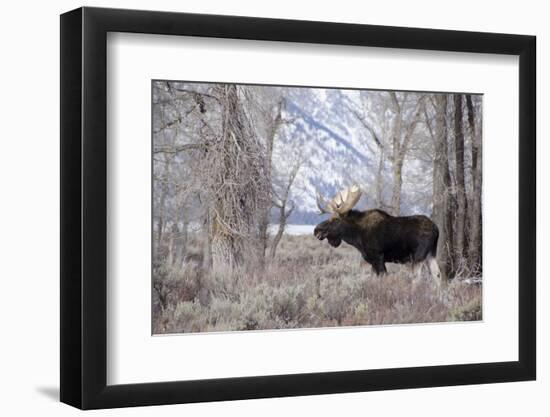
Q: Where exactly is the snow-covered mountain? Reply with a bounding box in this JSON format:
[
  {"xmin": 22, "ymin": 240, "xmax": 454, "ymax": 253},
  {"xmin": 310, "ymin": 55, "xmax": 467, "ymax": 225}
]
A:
[{"xmin": 270, "ymin": 87, "xmax": 433, "ymax": 225}]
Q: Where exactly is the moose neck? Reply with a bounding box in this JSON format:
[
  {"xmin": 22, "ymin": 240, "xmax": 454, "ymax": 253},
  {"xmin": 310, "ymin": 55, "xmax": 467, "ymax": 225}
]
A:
[{"xmin": 339, "ymin": 211, "xmax": 365, "ymax": 249}]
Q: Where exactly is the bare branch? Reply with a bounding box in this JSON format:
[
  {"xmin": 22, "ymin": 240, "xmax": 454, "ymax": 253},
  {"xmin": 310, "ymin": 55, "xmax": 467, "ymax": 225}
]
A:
[{"xmin": 153, "ymin": 143, "xmax": 208, "ymax": 155}]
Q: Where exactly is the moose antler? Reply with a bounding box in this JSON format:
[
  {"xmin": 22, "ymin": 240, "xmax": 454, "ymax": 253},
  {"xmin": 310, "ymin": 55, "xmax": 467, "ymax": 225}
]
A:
[
  {"xmin": 316, "ymin": 191, "xmax": 336, "ymax": 214},
  {"xmin": 316, "ymin": 185, "xmax": 362, "ymax": 215}
]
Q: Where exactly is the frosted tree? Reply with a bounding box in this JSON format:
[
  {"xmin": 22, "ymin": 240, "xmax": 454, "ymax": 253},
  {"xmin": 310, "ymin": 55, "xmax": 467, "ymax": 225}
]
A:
[
  {"xmin": 345, "ymin": 91, "xmax": 427, "ymax": 215},
  {"xmin": 345, "ymin": 91, "xmax": 391, "ymax": 210},
  {"xmin": 428, "ymin": 94, "xmax": 453, "ymax": 283},
  {"xmin": 205, "ymin": 84, "xmax": 270, "ymax": 270},
  {"xmin": 466, "ymin": 95, "xmax": 482, "ymax": 272},
  {"xmin": 453, "ymin": 94, "xmax": 467, "ymax": 262},
  {"xmin": 387, "ymin": 92, "xmax": 427, "ymax": 215}
]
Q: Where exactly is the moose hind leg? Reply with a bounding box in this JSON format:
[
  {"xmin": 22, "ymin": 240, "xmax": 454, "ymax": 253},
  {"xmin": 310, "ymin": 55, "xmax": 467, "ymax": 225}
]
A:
[
  {"xmin": 411, "ymin": 262, "xmax": 424, "ymax": 286},
  {"xmin": 411, "ymin": 262, "xmax": 423, "ymax": 278},
  {"xmin": 426, "ymin": 256, "xmax": 443, "ymax": 289}
]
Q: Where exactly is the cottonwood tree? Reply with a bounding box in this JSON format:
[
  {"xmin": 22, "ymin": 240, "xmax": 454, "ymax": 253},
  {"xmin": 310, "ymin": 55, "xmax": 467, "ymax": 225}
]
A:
[
  {"xmin": 466, "ymin": 95, "xmax": 482, "ymax": 272},
  {"xmin": 453, "ymin": 94, "xmax": 467, "ymax": 263},
  {"xmin": 426, "ymin": 93, "xmax": 483, "ymax": 279},
  {"xmin": 388, "ymin": 92, "xmax": 427, "ymax": 215},
  {"xmin": 270, "ymin": 155, "xmax": 303, "ymax": 259},
  {"xmin": 205, "ymin": 84, "xmax": 270, "ymax": 270},
  {"xmin": 245, "ymin": 88, "xmax": 286, "ymax": 266},
  {"xmin": 153, "ymin": 82, "xmax": 297, "ymax": 271},
  {"xmin": 153, "ymin": 81, "xmax": 218, "ymax": 269},
  {"xmin": 429, "ymin": 94, "xmax": 453, "ymax": 283},
  {"xmin": 345, "ymin": 91, "xmax": 391, "ymax": 209},
  {"xmin": 346, "ymin": 91, "xmax": 427, "ymax": 215}
]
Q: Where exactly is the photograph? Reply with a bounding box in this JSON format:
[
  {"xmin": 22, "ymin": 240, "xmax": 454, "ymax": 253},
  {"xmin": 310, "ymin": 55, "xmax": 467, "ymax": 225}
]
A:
[{"xmin": 151, "ymin": 81, "xmax": 483, "ymax": 334}]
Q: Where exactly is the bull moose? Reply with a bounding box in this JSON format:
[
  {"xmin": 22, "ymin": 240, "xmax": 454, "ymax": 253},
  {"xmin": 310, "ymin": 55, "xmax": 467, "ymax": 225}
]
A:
[{"xmin": 313, "ymin": 185, "xmax": 442, "ymax": 286}]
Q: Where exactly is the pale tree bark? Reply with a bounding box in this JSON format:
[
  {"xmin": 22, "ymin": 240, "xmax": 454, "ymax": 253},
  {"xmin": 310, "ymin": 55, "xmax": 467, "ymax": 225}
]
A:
[
  {"xmin": 389, "ymin": 92, "xmax": 403, "ymax": 214},
  {"xmin": 391, "ymin": 158, "xmax": 403, "ymax": 215},
  {"xmin": 270, "ymin": 160, "xmax": 301, "ymax": 259},
  {"xmin": 389, "ymin": 92, "xmax": 426, "ymax": 215},
  {"xmin": 171, "ymin": 216, "xmax": 189, "ymax": 268},
  {"xmin": 202, "ymin": 210, "xmax": 212, "ymax": 270},
  {"xmin": 375, "ymin": 146, "xmax": 385, "ymax": 207},
  {"xmin": 346, "ymin": 94, "xmax": 388, "ymax": 209},
  {"xmin": 257, "ymin": 98, "xmax": 284, "ymax": 267},
  {"xmin": 156, "ymin": 153, "xmax": 170, "ymax": 248},
  {"xmin": 209, "ymin": 84, "xmax": 266, "ymax": 270}
]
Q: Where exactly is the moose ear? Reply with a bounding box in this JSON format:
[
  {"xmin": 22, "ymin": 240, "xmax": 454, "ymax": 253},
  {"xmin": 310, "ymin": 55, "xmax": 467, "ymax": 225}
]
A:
[
  {"xmin": 330, "ymin": 212, "xmax": 343, "ymax": 221},
  {"xmin": 334, "ymin": 210, "xmax": 349, "ymax": 219}
]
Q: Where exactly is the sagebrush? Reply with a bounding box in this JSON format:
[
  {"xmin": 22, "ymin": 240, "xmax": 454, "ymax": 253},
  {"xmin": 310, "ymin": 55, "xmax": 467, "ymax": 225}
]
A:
[{"xmin": 153, "ymin": 234, "xmax": 481, "ymax": 334}]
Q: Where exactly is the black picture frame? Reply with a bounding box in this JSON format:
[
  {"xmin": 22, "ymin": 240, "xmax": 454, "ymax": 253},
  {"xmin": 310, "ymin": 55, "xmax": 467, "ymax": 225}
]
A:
[{"xmin": 60, "ymin": 6, "xmax": 536, "ymax": 410}]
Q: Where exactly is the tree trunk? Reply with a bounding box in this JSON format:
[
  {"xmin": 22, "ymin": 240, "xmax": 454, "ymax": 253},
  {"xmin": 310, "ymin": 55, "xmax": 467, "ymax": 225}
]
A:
[
  {"xmin": 211, "ymin": 86, "xmax": 245, "ymax": 269},
  {"xmin": 453, "ymin": 94, "xmax": 467, "ymax": 265},
  {"xmin": 466, "ymin": 95, "xmax": 482, "ymax": 274},
  {"xmin": 257, "ymin": 99, "xmax": 283, "ymax": 268},
  {"xmin": 270, "ymin": 160, "xmax": 300, "ymax": 259},
  {"xmin": 375, "ymin": 147, "xmax": 385, "ymax": 207},
  {"xmin": 390, "ymin": 95, "xmax": 403, "ymax": 215},
  {"xmin": 202, "ymin": 210, "xmax": 212, "ymax": 270},
  {"xmin": 209, "ymin": 85, "xmax": 265, "ymax": 271},
  {"xmin": 156, "ymin": 153, "xmax": 170, "ymax": 248},
  {"xmin": 173, "ymin": 218, "xmax": 188, "ymax": 268},
  {"xmin": 269, "ymin": 203, "xmax": 291, "ymax": 259},
  {"xmin": 391, "ymin": 157, "xmax": 404, "ymax": 215},
  {"xmin": 432, "ymin": 94, "xmax": 452, "ymax": 283}
]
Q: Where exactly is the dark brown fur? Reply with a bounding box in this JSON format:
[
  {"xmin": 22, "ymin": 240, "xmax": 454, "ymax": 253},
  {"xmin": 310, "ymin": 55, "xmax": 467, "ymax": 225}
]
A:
[{"xmin": 314, "ymin": 209, "xmax": 439, "ymax": 275}]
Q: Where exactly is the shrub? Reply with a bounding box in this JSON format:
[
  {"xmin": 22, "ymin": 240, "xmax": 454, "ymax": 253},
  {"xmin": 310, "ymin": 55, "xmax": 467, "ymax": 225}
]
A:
[
  {"xmin": 153, "ymin": 234, "xmax": 483, "ymax": 334},
  {"xmin": 447, "ymin": 296, "xmax": 482, "ymax": 321}
]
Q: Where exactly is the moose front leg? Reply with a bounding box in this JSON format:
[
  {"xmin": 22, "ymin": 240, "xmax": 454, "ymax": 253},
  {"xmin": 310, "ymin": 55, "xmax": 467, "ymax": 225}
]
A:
[
  {"xmin": 361, "ymin": 252, "xmax": 387, "ymax": 277},
  {"xmin": 371, "ymin": 255, "xmax": 387, "ymax": 276}
]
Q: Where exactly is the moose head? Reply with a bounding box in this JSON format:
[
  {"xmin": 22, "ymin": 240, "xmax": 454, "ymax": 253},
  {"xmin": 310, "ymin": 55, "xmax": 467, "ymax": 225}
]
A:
[{"xmin": 313, "ymin": 185, "xmax": 362, "ymax": 248}]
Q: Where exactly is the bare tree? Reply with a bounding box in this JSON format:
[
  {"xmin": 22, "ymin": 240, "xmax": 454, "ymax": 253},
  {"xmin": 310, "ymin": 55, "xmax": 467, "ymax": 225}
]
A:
[
  {"xmin": 155, "ymin": 153, "xmax": 170, "ymax": 247},
  {"xmin": 466, "ymin": 95, "xmax": 482, "ymax": 272},
  {"xmin": 346, "ymin": 91, "xmax": 389, "ymax": 208},
  {"xmin": 388, "ymin": 92, "xmax": 426, "ymax": 215},
  {"xmin": 270, "ymin": 159, "xmax": 302, "ymax": 259},
  {"xmin": 430, "ymin": 94, "xmax": 453, "ymax": 283},
  {"xmin": 207, "ymin": 84, "xmax": 269, "ymax": 270},
  {"xmin": 453, "ymin": 94, "xmax": 467, "ymax": 263},
  {"xmin": 153, "ymin": 81, "xmax": 215, "ymax": 268},
  {"xmin": 256, "ymin": 95, "xmax": 285, "ymax": 266}
]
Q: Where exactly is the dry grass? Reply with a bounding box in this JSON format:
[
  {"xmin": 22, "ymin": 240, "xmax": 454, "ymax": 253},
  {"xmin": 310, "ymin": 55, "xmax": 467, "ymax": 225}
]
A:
[{"xmin": 152, "ymin": 234, "xmax": 482, "ymax": 334}]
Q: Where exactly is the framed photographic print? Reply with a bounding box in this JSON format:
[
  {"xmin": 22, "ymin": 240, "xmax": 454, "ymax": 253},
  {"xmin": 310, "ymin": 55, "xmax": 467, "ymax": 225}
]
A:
[{"xmin": 60, "ymin": 6, "xmax": 536, "ymax": 409}]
